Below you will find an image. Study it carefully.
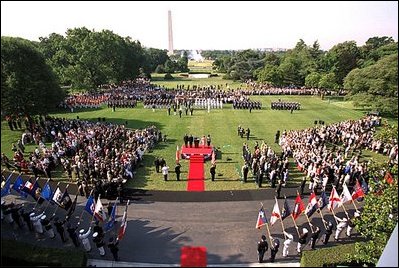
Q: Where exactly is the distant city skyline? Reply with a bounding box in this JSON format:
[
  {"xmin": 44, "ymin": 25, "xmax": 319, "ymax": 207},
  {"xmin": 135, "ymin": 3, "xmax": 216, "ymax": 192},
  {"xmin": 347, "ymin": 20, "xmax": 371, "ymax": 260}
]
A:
[{"xmin": 1, "ymin": 1, "xmax": 398, "ymax": 51}]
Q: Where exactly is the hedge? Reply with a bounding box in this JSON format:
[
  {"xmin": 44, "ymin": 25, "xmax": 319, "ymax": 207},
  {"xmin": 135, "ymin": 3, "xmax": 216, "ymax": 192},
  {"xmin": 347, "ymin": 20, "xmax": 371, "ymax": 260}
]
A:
[
  {"xmin": 300, "ymin": 243, "xmax": 357, "ymax": 267},
  {"xmin": 1, "ymin": 239, "xmax": 87, "ymax": 267}
]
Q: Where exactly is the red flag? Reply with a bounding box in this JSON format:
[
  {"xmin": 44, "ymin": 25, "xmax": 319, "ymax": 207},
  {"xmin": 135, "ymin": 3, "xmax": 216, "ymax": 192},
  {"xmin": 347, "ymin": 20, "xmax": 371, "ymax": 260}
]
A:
[
  {"xmin": 292, "ymin": 194, "xmax": 305, "ymax": 220},
  {"xmin": 117, "ymin": 200, "xmax": 130, "ymax": 241},
  {"xmin": 304, "ymin": 191, "xmax": 318, "ymax": 217},
  {"xmin": 270, "ymin": 198, "xmax": 281, "ymax": 226},
  {"xmin": 385, "ymin": 172, "xmax": 394, "ymax": 185},
  {"xmin": 351, "ymin": 180, "xmax": 365, "ymax": 200},
  {"xmin": 328, "ymin": 187, "xmax": 342, "ymax": 211}
]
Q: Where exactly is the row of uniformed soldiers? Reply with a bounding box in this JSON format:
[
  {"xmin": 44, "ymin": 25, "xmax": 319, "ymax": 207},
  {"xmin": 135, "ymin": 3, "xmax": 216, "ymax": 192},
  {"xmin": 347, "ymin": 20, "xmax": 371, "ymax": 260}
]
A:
[
  {"xmin": 271, "ymin": 101, "xmax": 301, "ymax": 110},
  {"xmin": 1, "ymin": 199, "xmax": 120, "ymax": 261}
]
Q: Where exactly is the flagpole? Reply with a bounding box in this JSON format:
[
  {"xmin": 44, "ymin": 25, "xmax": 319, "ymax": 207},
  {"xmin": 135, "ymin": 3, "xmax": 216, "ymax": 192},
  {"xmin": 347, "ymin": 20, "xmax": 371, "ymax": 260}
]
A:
[
  {"xmin": 341, "ymin": 203, "xmax": 350, "ymax": 219},
  {"xmin": 260, "ymin": 202, "xmax": 273, "ymax": 247},
  {"xmin": 304, "ymin": 213, "xmax": 314, "ymax": 233},
  {"xmin": 275, "ymin": 197, "xmax": 287, "ymax": 240},
  {"xmin": 65, "ymin": 185, "xmax": 81, "ymax": 220},
  {"xmin": 43, "ymin": 182, "xmax": 60, "ymax": 213},
  {"xmin": 350, "ymin": 198, "xmax": 359, "ymax": 211},
  {"xmin": 52, "ymin": 184, "xmax": 69, "ymax": 217},
  {"xmin": 32, "ymin": 177, "xmax": 44, "ymax": 211},
  {"xmin": 78, "ymin": 189, "xmax": 94, "ymax": 226},
  {"xmin": 317, "ymin": 208, "xmax": 328, "ymax": 229},
  {"xmin": 330, "ymin": 208, "xmax": 339, "ymax": 224},
  {"xmin": 285, "ymin": 195, "xmax": 300, "ymax": 237}
]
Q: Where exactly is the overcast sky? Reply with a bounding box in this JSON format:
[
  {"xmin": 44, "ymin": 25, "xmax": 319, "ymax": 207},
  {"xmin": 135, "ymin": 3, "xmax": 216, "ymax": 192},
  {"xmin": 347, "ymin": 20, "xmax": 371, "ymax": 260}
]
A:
[{"xmin": 1, "ymin": 1, "xmax": 398, "ymax": 50}]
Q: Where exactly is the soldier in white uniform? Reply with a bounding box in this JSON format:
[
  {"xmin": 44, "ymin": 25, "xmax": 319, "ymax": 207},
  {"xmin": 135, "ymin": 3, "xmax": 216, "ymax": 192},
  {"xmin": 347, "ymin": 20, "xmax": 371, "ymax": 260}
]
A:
[
  {"xmin": 30, "ymin": 211, "xmax": 45, "ymax": 239},
  {"xmin": 282, "ymin": 231, "xmax": 294, "ymax": 257},
  {"xmin": 334, "ymin": 215, "xmax": 348, "ymax": 241},
  {"xmin": 79, "ymin": 227, "xmax": 92, "ymax": 252}
]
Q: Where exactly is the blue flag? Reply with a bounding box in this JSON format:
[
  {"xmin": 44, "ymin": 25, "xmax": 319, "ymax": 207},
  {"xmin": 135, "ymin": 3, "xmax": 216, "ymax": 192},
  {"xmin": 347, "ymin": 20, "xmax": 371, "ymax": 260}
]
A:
[
  {"xmin": 1, "ymin": 173, "xmax": 12, "ymax": 197},
  {"xmin": 85, "ymin": 195, "xmax": 95, "ymax": 215},
  {"xmin": 105, "ymin": 199, "xmax": 117, "ymax": 231},
  {"xmin": 12, "ymin": 176, "xmax": 28, "ymax": 198},
  {"xmin": 41, "ymin": 182, "xmax": 53, "ymax": 201},
  {"xmin": 317, "ymin": 191, "xmax": 329, "ymax": 210}
]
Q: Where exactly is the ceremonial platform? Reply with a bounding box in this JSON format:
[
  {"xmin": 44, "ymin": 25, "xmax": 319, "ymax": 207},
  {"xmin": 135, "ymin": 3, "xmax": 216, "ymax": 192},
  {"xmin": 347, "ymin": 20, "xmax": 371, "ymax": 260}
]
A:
[{"xmin": 180, "ymin": 145, "xmax": 214, "ymax": 160}]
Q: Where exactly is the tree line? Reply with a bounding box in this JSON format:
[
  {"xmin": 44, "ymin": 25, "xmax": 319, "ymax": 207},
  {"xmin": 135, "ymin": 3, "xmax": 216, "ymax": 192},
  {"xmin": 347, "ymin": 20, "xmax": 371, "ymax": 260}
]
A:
[
  {"xmin": 1, "ymin": 27, "xmax": 188, "ymax": 116},
  {"xmin": 1, "ymin": 28, "xmax": 397, "ymax": 117},
  {"xmin": 212, "ymin": 37, "xmax": 397, "ymax": 116}
]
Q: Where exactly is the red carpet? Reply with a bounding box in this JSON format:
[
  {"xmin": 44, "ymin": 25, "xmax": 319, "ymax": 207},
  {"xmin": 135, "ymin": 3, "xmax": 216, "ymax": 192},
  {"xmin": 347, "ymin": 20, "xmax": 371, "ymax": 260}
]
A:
[
  {"xmin": 180, "ymin": 246, "xmax": 207, "ymax": 267},
  {"xmin": 187, "ymin": 155, "xmax": 205, "ymax": 191}
]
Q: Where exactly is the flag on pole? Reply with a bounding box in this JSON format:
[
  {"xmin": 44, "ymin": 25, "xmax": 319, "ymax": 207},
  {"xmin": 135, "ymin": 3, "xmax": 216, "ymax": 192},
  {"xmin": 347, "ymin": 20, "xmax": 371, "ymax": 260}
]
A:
[
  {"xmin": 94, "ymin": 196, "xmax": 107, "ymax": 222},
  {"xmin": 270, "ymin": 199, "xmax": 281, "ymax": 226},
  {"xmin": 52, "ymin": 186, "xmax": 63, "ymax": 205},
  {"xmin": 1, "ymin": 173, "xmax": 12, "ymax": 197},
  {"xmin": 85, "ymin": 195, "xmax": 96, "ymax": 215},
  {"xmin": 255, "ymin": 206, "xmax": 268, "ymax": 229},
  {"xmin": 176, "ymin": 145, "xmax": 180, "ymax": 164},
  {"xmin": 317, "ymin": 191, "xmax": 329, "ymax": 210},
  {"xmin": 328, "ymin": 187, "xmax": 342, "ymax": 211},
  {"xmin": 292, "ymin": 194, "xmax": 305, "ymax": 220},
  {"xmin": 12, "ymin": 176, "xmax": 28, "ymax": 198},
  {"xmin": 339, "ymin": 183, "xmax": 352, "ymax": 206},
  {"xmin": 105, "ymin": 198, "xmax": 118, "ymax": 232},
  {"xmin": 117, "ymin": 200, "xmax": 130, "ymax": 241},
  {"xmin": 211, "ymin": 150, "xmax": 216, "ymax": 165},
  {"xmin": 59, "ymin": 190, "xmax": 73, "ymax": 210},
  {"xmin": 41, "ymin": 182, "xmax": 53, "ymax": 201},
  {"xmin": 304, "ymin": 191, "xmax": 318, "ymax": 217},
  {"xmin": 281, "ymin": 198, "xmax": 292, "ymax": 220},
  {"xmin": 66, "ymin": 193, "xmax": 78, "ymax": 217},
  {"xmin": 351, "ymin": 180, "xmax": 365, "ymax": 201},
  {"xmin": 22, "ymin": 178, "xmax": 40, "ymax": 200}
]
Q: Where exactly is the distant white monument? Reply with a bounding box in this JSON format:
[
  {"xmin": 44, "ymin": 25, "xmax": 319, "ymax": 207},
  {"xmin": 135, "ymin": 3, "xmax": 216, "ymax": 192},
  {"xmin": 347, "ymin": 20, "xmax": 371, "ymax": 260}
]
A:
[{"xmin": 168, "ymin": 10, "xmax": 174, "ymax": 56}]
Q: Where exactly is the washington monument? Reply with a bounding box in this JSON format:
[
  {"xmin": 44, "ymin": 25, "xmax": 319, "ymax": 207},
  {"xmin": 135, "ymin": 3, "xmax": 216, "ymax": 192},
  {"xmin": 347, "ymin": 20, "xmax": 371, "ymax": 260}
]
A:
[{"xmin": 168, "ymin": 10, "xmax": 174, "ymax": 56}]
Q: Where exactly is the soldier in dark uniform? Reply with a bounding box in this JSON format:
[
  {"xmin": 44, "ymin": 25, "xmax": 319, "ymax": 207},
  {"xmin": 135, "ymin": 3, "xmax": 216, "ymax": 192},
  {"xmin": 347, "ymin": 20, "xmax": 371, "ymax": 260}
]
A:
[
  {"xmin": 257, "ymin": 235, "xmax": 268, "ymax": 263},
  {"xmin": 184, "ymin": 134, "xmax": 189, "ymax": 147},
  {"xmin": 242, "ymin": 162, "xmax": 249, "ymax": 183},
  {"xmin": 322, "ymin": 220, "xmax": 334, "ymax": 245},
  {"xmin": 210, "ymin": 164, "xmax": 216, "ymax": 181},
  {"xmin": 53, "ymin": 217, "xmax": 68, "ymax": 243},
  {"xmin": 175, "ymin": 163, "xmax": 181, "ymax": 181},
  {"xmin": 309, "ymin": 225, "xmax": 321, "ymax": 250},
  {"xmin": 276, "ymin": 179, "xmax": 283, "ymax": 198},
  {"xmin": 108, "ymin": 238, "xmax": 119, "ymax": 261},
  {"xmin": 66, "ymin": 221, "xmax": 80, "ymax": 247},
  {"xmin": 154, "ymin": 157, "xmax": 160, "ymax": 173},
  {"xmin": 188, "ymin": 135, "xmax": 194, "ymax": 148},
  {"xmin": 275, "ymin": 130, "xmax": 280, "ymax": 144},
  {"xmin": 269, "ymin": 236, "xmax": 280, "ymax": 262}
]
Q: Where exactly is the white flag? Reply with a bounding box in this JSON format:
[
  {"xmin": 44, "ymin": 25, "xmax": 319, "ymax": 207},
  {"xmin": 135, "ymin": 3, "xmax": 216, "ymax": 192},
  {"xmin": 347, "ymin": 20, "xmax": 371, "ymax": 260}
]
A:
[
  {"xmin": 270, "ymin": 198, "xmax": 281, "ymax": 226},
  {"xmin": 52, "ymin": 187, "xmax": 63, "ymax": 206},
  {"xmin": 339, "ymin": 183, "xmax": 352, "ymax": 207},
  {"xmin": 94, "ymin": 196, "xmax": 108, "ymax": 222}
]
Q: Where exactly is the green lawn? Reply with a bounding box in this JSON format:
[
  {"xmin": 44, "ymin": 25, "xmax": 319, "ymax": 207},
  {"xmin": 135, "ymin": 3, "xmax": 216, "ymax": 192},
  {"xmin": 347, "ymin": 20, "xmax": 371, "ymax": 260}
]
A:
[{"xmin": 2, "ymin": 94, "xmax": 380, "ymax": 191}]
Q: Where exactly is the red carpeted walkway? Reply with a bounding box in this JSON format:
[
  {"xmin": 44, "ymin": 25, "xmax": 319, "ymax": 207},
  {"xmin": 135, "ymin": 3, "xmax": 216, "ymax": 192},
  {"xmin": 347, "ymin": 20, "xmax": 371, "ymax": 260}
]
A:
[
  {"xmin": 180, "ymin": 246, "xmax": 207, "ymax": 267},
  {"xmin": 187, "ymin": 155, "xmax": 205, "ymax": 191}
]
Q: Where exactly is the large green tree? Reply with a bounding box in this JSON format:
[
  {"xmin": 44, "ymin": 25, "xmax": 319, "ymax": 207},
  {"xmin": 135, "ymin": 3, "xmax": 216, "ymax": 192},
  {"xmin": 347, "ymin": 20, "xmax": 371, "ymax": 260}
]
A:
[
  {"xmin": 344, "ymin": 53, "xmax": 398, "ymax": 116},
  {"xmin": 325, "ymin": 41, "xmax": 360, "ymax": 85},
  {"xmin": 39, "ymin": 27, "xmax": 146, "ymax": 90},
  {"xmin": 1, "ymin": 37, "xmax": 65, "ymax": 116}
]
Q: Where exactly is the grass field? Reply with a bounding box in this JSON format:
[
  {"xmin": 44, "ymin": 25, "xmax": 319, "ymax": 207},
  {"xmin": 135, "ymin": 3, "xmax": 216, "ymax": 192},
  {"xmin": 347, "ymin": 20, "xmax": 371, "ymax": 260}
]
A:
[{"xmin": 3, "ymin": 93, "xmax": 388, "ymax": 191}]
